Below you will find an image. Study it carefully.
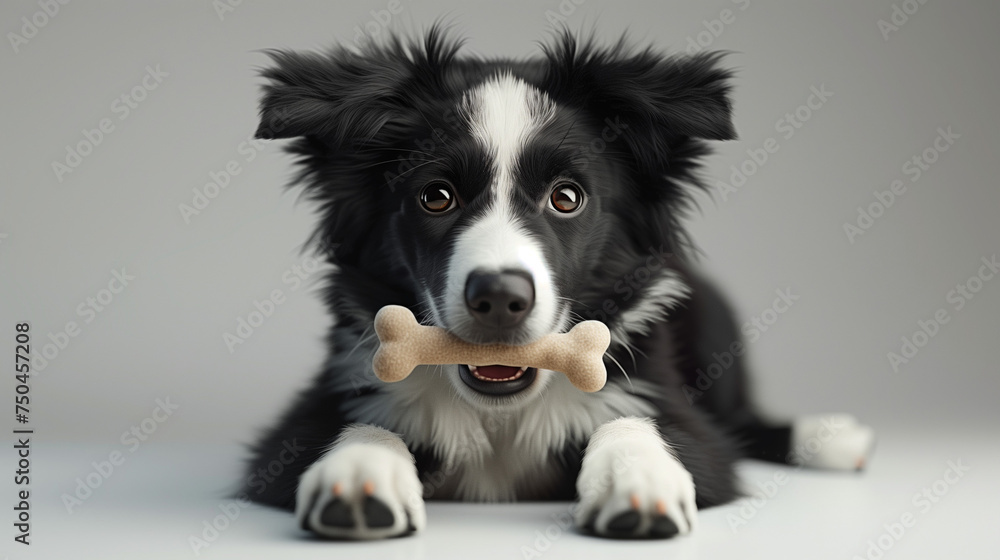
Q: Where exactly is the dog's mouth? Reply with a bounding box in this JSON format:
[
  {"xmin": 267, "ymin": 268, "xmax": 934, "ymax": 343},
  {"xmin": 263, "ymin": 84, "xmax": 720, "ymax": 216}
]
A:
[{"xmin": 458, "ymin": 364, "xmax": 537, "ymax": 396}]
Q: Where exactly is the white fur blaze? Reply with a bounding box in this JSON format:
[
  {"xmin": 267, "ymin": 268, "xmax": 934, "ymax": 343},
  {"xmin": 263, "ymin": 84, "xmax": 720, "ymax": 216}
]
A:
[{"xmin": 442, "ymin": 74, "xmax": 559, "ymax": 342}]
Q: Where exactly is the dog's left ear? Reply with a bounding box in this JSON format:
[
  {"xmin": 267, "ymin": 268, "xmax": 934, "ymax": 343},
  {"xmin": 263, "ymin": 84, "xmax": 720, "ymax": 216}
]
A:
[{"xmin": 541, "ymin": 34, "xmax": 736, "ymax": 174}]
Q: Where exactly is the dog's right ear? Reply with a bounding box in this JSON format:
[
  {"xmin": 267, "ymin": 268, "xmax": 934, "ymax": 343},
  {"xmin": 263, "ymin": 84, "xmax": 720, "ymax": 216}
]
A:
[
  {"xmin": 254, "ymin": 48, "xmax": 407, "ymax": 146},
  {"xmin": 252, "ymin": 30, "xmax": 464, "ymax": 266}
]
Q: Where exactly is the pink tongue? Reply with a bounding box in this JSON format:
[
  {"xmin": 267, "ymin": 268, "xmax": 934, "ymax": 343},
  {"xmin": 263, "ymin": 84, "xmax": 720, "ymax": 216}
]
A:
[{"xmin": 475, "ymin": 365, "xmax": 521, "ymax": 380}]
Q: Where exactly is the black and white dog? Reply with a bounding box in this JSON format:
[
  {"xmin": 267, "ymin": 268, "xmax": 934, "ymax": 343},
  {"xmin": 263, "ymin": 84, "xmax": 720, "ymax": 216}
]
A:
[{"xmin": 244, "ymin": 28, "xmax": 874, "ymax": 540}]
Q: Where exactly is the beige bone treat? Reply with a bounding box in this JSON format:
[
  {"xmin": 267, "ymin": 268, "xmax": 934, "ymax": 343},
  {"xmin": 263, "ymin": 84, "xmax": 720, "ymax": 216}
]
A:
[{"xmin": 372, "ymin": 305, "xmax": 610, "ymax": 392}]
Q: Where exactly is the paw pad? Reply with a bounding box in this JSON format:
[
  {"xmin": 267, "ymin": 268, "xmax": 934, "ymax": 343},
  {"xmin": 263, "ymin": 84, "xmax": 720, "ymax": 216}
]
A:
[
  {"xmin": 361, "ymin": 496, "xmax": 395, "ymax": 529},
  {"xmin": 319, "ymin": 498, "xmax": 354, "ymax": 528}
]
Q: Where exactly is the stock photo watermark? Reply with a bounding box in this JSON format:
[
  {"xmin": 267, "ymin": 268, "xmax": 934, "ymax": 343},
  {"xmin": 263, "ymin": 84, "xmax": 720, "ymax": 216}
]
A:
[
  {"xmin": 581, "ymin": 245, "xmax": 672, "ymax": 322},
  {"xmin": 222, "ymin": 255, "xmax": 324, "ymax": 353},
  {"xmin": 728, "ymin": 415, "xmax": 859, "ymax": 532},
  {"xmin": 188, "ymin": 439, "xmax": 305, "ymax": 554},
  {"xmin": 178, "ymin": 135, "xmax": 269, "ymax": 224},
  {"xmin": 843, "ymin": 126, "xmax": 959, "ymax": 244},
  {"xmin": 519, "ymin": 445, "xmax": 640, "ymax": 558},
  {"xmin": 212, "ymin": 0, "xmax": 244, "ymax": 21},
  {"xmin": 717, "ymin": 84, "xmax": 833, "ymax": 201},
  {"xmin": 852, "ymin": 458, "xmax": 969, "ymax": 560},
  {"xmin": 13, "ymin": 432, "xmax": 32, "ymax": 545},
  {"xmin": 61, "ymin": 397, "xmax": 180, "ymax": 513},
  {"xmin": 384, "ymin": 124, "xmax": 454, "ymax": 192},
  {"xmin": 878, "ymin": 0, "xmax": 932, "ymax": 41},
  {"xmin": 181, "ymin": 103, "xmax": 299, "ymax": 221},
  {"xmin": 352, "ymin": 0, "xmax": 410, "ymax": 47},
  {"xmin": 684, "ymin": 0, "xmax": 751, "ymax": 54},
  {"xmin": 887, "ymin": 254, "xmax": 997, "ymax": 372},
  {"xmin": 725, "ymin": 470, "xmax": 790, "ymax": 532},
  {"xmin": 543, "ymin": 0, "xmax": 587, "ymax": 29},
  {"xmin": 7, "ymin": 0, "xmax": 71, "ymax": 54},
  {"xmin": 29, "ymin": 267, "xmax": 136, "ymax": 373},
  {"xmin": 51, "ymin": 64, "xmax": 169, "ymax": 183},
  {"xmin": 569, "ymin": 116, "xmax": 630, "ymax": 171},
  {"xmin": 683, "ymin": 287, "xmax": 799, "ymax": 404}
]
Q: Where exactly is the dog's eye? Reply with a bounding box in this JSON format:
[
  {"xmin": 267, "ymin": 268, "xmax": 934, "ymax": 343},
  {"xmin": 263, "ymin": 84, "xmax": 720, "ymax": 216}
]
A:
[
  {"xmin": 549, "ymin": 182, "xmax": 583, "ymax": 214},
  {"xmin": 420, "ymin": 181, "xmax": 456, "ymax": 214}
]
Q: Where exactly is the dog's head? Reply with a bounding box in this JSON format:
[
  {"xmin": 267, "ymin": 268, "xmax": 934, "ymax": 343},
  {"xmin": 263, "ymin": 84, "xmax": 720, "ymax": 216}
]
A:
[{"xmin": 256, "ymin": 28, "xmax": 734, "ymax": 406}]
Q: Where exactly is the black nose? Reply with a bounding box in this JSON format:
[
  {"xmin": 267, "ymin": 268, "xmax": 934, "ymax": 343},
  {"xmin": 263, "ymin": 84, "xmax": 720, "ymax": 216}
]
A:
[{"xmin": 464, "ymin": 269, "xmax": 535, "ymax": 328}]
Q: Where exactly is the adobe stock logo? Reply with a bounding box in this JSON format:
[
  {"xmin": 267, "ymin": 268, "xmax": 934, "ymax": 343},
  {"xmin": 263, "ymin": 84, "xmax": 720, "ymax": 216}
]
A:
[
  {"xmin": 51, "ymin": 65, "xmax": 169, "ymax": 183},
  {"xmin": 582, "ymin": 245, "xmax": 672, "ymax": 322},
  {"xmin": 877, "ymin": 0, "xmax": 932, "ymax": 41},
  {"xmin": 222, "ymin": 255, "xmax": 324, "ymax": 354},
  {"xmin": 683, "ymin": 287, "xmax": 799, "ymax": 404},
  {"xmin": 178, "ymin": 135, "xmax": 268, "ymax": 224},
  {"xmin": 31, "ymin": 268, "xmax": 136, "ymax": 373},
  {"xmin": 842, "ymin": 126, "xmax": 959, "ymax": 244},
  {"xmin": 887, "ymin": 254, "xmax": 997, "ymax": 372},
  {"xmin": 351, "ymin": 0, "xmax": 409, "ymax": 47},
  {"xmin": 542, "ymin": 0, "xmax": 587, "ymax": 30},
  {"xmin": 684, "ymin": 0, "xmax": 751, "ymax": 54},
  {"xmin": 717, "ymin": 85, "xmax": 833, "ymax": 201},
  {"xmin": 851, "ymin": 458, "xmax": 970, "ymax": 560},
  {"xmin": 7, "ymin": 0, "xmax": 71, "ymax": 54},
  {"xmin": 62, "ymin": 398, "xmax": 179, "ymax": 513}
]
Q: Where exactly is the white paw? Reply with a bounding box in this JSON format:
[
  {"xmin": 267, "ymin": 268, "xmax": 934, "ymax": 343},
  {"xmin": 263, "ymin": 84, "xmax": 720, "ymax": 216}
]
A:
[
  {"xmin": 790, "ymin": 413, "xmax": 876, "ymax": 470},
  {"xmin": 295, "ymin": 443, "xmax": 426, "ymax": 540},
  {"xmin": 576, "ymin": 418, "xmax": 696, "ymax": 538}
]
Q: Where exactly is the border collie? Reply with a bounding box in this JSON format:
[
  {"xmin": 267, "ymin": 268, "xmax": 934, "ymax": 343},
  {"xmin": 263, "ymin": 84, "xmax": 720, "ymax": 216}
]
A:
[{"xmin": 244, "ymin": 27, "xmax": 874, "ymax": 540}]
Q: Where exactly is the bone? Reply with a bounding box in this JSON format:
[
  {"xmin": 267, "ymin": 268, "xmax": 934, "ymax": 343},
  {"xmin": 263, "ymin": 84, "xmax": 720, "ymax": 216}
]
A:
[{"xmin": 372, "ymin": 305, "xmax": 610, "ymax": 393}]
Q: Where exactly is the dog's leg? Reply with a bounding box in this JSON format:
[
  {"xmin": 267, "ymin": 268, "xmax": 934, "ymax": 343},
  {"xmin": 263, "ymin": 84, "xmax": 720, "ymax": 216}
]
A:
[
  {"xmin": 732, "ymin": 414, "xmax": 875, "ymax": 470},
  {"xmin": 787, "ymin": 413, "xmax": 875, "ymax": 470},
  {"xmin": 575, "ymin": 417, "xmax": 697, "ymax": 539},
  {"xmin": 296, "ymin": 424, "xmax": 425, "ymax": 540}
]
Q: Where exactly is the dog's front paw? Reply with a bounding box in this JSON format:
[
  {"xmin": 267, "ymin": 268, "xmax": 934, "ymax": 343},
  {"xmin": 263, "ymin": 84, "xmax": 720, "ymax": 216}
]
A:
[
  {"xmin": 575, "ymin": 421, "xmax": 696, "ymax": 539},
  {"xmin": 295, "ymin": 443, "xmax": 425, "ymax": 540}
]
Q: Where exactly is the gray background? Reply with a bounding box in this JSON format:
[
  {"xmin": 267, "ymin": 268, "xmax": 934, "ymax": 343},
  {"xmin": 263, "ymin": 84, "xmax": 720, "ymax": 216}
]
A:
[{"xmin": 1, "ymin": 1, "xmax": 998, "ymax": 559}]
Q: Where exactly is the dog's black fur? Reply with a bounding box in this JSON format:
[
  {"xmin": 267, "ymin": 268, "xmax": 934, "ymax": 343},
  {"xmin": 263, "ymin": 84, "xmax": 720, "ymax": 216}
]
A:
[{"xmin": 243, "ymin": 27, "xmax": 794, "ymax": 516}]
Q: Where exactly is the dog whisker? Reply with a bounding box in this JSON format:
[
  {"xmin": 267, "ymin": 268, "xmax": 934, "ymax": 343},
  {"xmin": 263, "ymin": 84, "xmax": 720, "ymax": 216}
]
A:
[
  {"xmin": 604, "ymin": 351, "xmax": 633, "ymax": 391},
  {"xmin": 344, "ymin": 325, "xmax": 376, "ymax": 360}
]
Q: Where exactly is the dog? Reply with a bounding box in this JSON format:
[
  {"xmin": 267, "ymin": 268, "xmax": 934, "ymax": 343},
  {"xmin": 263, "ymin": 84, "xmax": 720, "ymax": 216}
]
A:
[{"xmin": 243, "ymin": 27, "xmax": 875, "ymax": 540}]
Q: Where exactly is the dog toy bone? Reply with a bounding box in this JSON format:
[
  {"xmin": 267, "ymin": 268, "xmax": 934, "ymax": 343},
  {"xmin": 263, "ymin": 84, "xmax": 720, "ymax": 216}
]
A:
[{"xmin": 372, "ymin": 305, "xmax": 610, "ymax": 392}]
